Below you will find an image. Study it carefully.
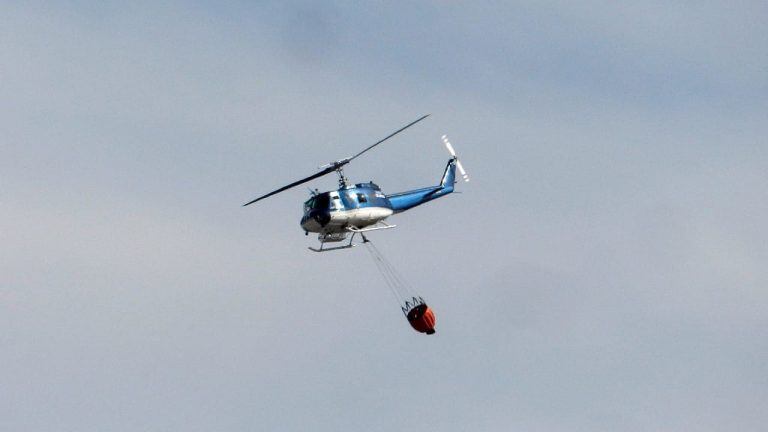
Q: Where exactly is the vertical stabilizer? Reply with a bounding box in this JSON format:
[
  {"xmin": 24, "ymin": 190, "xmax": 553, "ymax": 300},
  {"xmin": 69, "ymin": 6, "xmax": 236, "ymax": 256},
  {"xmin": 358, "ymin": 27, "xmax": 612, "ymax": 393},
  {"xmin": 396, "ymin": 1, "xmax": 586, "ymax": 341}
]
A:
[{"xmin": 440, "ymin": 158, "xmax": 457, "ymax": 189}]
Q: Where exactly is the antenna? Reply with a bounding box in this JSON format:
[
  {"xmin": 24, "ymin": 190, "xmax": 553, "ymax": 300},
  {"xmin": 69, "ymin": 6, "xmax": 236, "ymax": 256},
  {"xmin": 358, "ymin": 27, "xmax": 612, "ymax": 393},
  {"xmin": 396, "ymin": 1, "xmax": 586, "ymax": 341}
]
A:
[{"xmin": 442, "ymin": 135, "xmax": 469, "ymax": 182}]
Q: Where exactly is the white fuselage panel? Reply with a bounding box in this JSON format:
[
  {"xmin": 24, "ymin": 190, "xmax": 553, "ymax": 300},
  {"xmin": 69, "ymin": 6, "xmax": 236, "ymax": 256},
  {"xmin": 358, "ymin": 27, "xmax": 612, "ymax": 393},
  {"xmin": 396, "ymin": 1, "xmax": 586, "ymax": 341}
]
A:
[{"xmin": 301, "ymin": 206, "xmax": 393, "ymax": 233}]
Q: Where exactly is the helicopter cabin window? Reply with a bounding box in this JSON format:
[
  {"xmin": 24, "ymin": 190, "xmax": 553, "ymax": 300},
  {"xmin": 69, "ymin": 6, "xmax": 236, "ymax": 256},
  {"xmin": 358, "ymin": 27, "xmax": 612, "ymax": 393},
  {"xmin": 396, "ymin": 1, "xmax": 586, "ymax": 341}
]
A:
[{"xmin": 357, "ymin": 193, "xmax": 368, "ymax": 203}]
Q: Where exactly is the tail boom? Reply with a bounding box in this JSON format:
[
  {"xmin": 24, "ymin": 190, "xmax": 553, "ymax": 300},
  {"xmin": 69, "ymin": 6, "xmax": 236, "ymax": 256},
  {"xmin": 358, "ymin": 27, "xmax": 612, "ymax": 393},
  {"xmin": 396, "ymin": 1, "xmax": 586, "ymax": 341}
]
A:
[{"xmin": 387, "ymin": 158, "xmax": 456, "ymax": 214}]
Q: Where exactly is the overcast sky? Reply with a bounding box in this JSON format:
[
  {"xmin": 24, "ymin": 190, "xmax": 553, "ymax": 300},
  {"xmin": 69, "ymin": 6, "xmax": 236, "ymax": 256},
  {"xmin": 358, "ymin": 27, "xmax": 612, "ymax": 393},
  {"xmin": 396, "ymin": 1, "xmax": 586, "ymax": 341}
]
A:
[{"xmin": 2, "ymin": 2, "xmax": 767, "ymax": 431}]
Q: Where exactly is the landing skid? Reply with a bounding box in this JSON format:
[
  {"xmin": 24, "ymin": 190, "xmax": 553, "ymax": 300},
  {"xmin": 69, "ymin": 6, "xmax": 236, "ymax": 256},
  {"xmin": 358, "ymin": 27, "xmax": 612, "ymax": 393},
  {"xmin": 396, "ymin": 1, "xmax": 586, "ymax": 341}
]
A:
[
  {"xmin": 346, "ymin": 221, "xmax": 396, "ymax": 233},
  {"xmin": 308, "ymin": 222, "xmax": 396, "ymax": 253},
  {"xmin": 308, "ymin": 232, "xmax": 360, "ymax": 253},
  {"xmin": 308, "ymin": 242, "xmax": 355, "ymax": 253}
]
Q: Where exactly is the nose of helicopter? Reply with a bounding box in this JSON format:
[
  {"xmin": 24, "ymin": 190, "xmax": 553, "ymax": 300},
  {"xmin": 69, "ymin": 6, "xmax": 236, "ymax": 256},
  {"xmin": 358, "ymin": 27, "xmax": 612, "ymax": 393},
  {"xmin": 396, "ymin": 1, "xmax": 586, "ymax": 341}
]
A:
[{"xmin": 300, "ymin": 214, "xmax": 322, "ymax": 233}]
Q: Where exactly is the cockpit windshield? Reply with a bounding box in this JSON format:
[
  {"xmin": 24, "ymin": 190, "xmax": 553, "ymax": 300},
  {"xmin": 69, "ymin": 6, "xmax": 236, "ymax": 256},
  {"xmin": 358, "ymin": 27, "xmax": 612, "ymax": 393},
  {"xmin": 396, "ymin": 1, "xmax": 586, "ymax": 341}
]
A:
[
  {"xmin": 304, "ymin": 194, "xmax": 330, "ymax": 211},
  {"xmin": 303, "ymin": 197, "xmax": 315, "ymax": 211}
]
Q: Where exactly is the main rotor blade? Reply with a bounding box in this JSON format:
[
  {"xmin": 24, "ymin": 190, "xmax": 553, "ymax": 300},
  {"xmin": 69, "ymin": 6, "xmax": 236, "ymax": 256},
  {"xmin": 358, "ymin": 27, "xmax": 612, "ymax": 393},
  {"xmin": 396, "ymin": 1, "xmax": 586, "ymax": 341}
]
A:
[
  {"xmin": 243, "ymin": 115, "xmax": 428, "ymax": 207},
  {"xmin": 242, "ymin": 166, "xmax": 336, "ymax": 207},
  {"xmin": 348, "ymin": 114, "xmax": 430, "ymax": 162}
]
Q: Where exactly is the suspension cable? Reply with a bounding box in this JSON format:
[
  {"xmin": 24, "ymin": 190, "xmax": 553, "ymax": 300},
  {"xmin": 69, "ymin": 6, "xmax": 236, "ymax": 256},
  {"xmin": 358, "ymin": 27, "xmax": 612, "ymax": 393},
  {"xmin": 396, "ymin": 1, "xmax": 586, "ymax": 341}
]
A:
[
  {"xmin": 364, "ymin": 241, "xmax": 406, "ymax": 304},
  {"xmin": 369, "ymin": 241, "xmax": 415, "ymax": 298}
]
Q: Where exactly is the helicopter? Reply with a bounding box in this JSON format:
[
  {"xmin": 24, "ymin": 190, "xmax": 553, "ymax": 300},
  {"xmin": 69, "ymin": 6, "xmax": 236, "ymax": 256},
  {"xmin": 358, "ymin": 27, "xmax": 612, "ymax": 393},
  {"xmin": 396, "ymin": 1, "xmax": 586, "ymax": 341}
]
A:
[{"xmin": 243, "ymin": 114, "xmax": 469, "ymax": 252}]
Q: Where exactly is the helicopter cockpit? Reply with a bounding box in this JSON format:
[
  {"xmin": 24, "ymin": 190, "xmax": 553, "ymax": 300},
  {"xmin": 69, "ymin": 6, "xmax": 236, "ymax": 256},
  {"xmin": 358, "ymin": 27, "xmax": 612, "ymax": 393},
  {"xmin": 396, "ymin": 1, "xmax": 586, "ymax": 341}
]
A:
[
  {"xmin": 303, "ymin": 192, "xmax": 332, "ymax": 213},
  {"xmin": 304, "ymin": 191, "xmax": 349, "ymax": 214}
]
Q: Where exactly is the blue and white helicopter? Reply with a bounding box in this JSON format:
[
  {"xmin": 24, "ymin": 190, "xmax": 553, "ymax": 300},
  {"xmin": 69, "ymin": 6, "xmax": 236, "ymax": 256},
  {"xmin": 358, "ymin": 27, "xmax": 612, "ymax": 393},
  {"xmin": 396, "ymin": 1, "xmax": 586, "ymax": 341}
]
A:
[{"xmin": 243, "ymin": 115, "xmax": 469, "ymax": 252}]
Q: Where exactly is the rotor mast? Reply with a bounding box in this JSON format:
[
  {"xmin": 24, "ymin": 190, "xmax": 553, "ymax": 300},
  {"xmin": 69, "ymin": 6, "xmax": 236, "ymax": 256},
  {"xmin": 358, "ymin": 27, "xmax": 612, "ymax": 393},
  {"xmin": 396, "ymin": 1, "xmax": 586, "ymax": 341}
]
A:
[{"xmin": 335, "ymin": 166, "xmax": 350, "ymax": 188}]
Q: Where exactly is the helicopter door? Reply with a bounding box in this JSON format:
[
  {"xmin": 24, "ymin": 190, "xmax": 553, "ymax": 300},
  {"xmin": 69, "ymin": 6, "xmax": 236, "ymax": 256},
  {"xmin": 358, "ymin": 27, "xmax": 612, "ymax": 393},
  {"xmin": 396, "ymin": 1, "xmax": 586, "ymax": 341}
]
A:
[{"xmin": 329, "ymin": 192, "xmax": 343, "ymax": 211}]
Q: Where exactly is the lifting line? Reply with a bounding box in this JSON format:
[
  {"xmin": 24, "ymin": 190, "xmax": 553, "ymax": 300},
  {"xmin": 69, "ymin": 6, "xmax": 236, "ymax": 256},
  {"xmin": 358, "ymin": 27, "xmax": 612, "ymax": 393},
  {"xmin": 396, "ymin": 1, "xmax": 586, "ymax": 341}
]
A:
[{"xmin": 363, "ymin": 239, "xmax": 422, "ymax": 314}]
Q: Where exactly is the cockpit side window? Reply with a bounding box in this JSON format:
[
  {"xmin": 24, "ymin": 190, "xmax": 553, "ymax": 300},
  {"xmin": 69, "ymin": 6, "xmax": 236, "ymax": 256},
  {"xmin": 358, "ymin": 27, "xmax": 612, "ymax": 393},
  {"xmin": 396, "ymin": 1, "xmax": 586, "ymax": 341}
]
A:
[{"xmin": 357, "ymin": 193, "xmax": 368, "ymax": 203}]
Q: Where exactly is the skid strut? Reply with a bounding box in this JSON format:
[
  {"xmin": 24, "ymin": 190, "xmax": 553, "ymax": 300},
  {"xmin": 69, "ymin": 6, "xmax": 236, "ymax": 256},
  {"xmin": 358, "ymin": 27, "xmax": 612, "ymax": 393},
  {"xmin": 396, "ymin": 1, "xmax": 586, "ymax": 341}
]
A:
[{"xmin": 308, "ymin": 222, "xmax": 393, "ymax": 252}]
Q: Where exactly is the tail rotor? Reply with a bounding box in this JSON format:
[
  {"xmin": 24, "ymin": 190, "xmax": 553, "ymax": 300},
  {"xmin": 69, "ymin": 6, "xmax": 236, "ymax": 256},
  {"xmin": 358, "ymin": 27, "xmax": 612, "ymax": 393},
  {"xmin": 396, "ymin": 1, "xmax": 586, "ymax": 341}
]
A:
[{"xmin": 441, "ymin": 135, "xmax": 470, "ymax": 182}]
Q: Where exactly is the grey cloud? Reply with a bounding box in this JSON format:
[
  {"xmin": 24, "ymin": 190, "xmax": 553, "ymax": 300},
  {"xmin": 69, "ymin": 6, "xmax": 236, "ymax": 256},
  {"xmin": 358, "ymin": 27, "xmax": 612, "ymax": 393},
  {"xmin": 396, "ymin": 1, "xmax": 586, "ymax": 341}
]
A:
[{"xmin": 2, "ymin": 2, "xmax": 767, "ymax": 431}]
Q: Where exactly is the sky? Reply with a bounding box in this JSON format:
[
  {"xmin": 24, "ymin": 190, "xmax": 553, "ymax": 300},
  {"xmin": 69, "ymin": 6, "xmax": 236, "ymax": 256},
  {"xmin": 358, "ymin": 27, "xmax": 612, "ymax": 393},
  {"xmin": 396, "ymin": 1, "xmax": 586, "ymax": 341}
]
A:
[{"xmin": 2, "ymin": 1, "xmax": 767, "ymax": 431}]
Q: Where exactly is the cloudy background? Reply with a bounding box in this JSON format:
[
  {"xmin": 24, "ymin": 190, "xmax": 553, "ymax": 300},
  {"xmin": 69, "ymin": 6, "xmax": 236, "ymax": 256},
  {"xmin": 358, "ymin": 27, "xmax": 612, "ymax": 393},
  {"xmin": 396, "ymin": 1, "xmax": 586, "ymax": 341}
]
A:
[{"xmin": 2, "ymin": 1, "xmax": 767, "ymax": 430}]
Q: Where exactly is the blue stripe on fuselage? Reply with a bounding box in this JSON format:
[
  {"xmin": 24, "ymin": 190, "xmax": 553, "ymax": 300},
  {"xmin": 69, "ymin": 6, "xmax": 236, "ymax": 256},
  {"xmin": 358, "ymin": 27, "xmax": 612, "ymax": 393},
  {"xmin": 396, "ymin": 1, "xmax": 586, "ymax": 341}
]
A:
[{"xmin": 387, "ymin": 185, "xmax": 452, "ymax": 213}]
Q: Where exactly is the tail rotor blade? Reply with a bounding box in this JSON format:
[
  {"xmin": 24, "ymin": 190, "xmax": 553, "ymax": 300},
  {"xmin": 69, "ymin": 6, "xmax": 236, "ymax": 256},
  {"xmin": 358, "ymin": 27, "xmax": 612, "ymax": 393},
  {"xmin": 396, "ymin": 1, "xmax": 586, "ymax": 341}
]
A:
[
  {"xmin": 442, "ymin": 135, "xmax": 457, "ymax": 157},
  {"xmin": 456, "ymin": 160, "xmax": 468, "ymax": 179},
  {"xmin": 441, "ymin": 134, "xmax": 469, "ymax": 182}
]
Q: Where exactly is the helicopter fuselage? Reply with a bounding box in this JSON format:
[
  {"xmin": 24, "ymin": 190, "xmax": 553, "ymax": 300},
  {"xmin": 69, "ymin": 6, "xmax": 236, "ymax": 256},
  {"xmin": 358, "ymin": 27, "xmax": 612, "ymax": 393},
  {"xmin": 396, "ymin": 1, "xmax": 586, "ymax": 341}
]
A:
[
  {"xmin": 300, "ymin": 158, "xmax": 457, "ymax": 240},
  {"xmin": 300, "ymin": 182, "xmax": 394, "ymax": 234}
]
